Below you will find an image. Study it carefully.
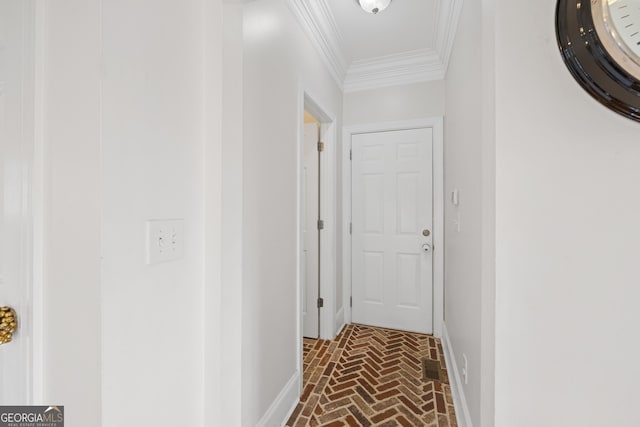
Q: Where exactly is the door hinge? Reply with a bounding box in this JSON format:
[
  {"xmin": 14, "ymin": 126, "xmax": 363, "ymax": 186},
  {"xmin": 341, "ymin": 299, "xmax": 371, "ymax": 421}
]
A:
[
  {"xmin": 317, "ymin": 141, "xmax": 325, "ymax": 152},
  {"xmin": 349, "ymin": 149, "xmax": 352, "ymax": 160},
  {"xmin": 349, "ymin": 222, "xmax": 352, "ymax": 235},
  {"xmin": 317, "ymin": 297, "xmax": 324, "ymax": 308},
  {"xmin": 317, "ymin": 219, "xmax": 325, "ymax": 230},
  {"xmin": 350, "ymin": 296, "xmax": 352, "ymax": 307}
]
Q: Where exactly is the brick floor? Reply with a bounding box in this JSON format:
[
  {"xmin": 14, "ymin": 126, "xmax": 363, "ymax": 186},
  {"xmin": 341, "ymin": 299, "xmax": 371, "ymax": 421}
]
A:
[{"xmin": 286, "ymin": 324, "xmax": 458, "ymax": 427}]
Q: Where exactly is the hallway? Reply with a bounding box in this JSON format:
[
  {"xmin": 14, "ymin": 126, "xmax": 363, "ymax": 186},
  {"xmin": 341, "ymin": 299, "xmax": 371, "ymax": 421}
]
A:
[
  {"xmin": 286, "ymin": 324, "xmax": 458, "ymax": 427},
  {"xmin": 6, "ymin": 0, "xmax": 639, "ymax": 425}
]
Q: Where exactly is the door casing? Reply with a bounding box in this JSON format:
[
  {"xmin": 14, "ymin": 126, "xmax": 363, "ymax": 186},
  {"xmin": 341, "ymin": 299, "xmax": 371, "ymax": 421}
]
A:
[
  {"xmin": 302, "ymin": 122, "xmax": 320, "ymax": 339},
  {"xmin": 0, "ymin": 0, "xmax": 43, "ymax": 404},
  {"xmin": 342, "ymin": 118, "xmax": 444, "ymax": 338},
  {"xmin": 296, "ymin": 87, "xmax": 338, "ymax": 396}
]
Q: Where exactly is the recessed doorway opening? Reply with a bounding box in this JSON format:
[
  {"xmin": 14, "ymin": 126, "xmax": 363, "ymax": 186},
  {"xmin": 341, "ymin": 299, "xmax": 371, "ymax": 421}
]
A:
[
  {"xmin": 301, "ymin": 109, "xmax": 321, "ymax": 339},
  {"xmin": 342, "ymin": 118, "xmax": 445, "ymax": 338},
  {"xmin": 296, "ymin": 90, "xmax": 338, "ymax": 397}
]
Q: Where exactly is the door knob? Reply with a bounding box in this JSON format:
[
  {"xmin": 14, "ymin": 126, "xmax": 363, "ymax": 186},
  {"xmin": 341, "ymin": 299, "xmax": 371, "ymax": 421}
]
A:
[
  {"xmin": 0, "ymin": 306, "xmax": 17, "ymax": 345},
  {"xmin": 421, "ymin": 243, "xmax": 432, "ymax": 254}
]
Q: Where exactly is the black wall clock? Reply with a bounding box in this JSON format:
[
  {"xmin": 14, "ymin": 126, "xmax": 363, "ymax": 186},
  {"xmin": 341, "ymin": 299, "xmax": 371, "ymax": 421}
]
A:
[{"xmin": 556, "ymin": 0, "xmax": 640, "ymax": 122}]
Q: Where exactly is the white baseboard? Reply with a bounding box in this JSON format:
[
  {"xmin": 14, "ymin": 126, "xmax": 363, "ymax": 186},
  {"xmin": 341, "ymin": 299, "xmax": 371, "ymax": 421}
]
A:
[
  {"xmin": 335, "ymin": 308, "xmax": 345, "ymax": 337},
  {"xmin": 442, "ymin": 323, "xmax": 473, "ymax": 427},
  {"xmin": 256, "ymin": 371, "xmax": 300, "ymax": 427}
]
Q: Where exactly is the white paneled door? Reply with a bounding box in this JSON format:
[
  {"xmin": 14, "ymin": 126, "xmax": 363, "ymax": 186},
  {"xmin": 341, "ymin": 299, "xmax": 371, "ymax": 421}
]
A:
[
  {"xmin": 302, "ymin": 123, "xmax": 319, "ymax": 338},
  {"xmin": 0, "ymin": 0, "xmax": 34, "ymax": 404},
  {"xmin": 352, "ymin": 128, "xmax": 433, "ymax": 334}
]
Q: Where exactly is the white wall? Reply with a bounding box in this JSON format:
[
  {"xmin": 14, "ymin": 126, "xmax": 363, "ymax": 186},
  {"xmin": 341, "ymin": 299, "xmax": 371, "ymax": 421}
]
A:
[
  {"xmin": 343, "ymin": 81, "xmax": 445, "ymax": 126},
  {"xmin": 42, "ymin": 1, "xmax": 102, "ymax": 425},
  {"xmin": 479, "ymin": 2, "xmax": 496, "ymax": 427},
  {"xmin": 41, "ymin": 1, "xmax": 234, "ymax": 426},
  {"xmin": 242, "ymin": 0, "xmax": 343, "ymax": 424},
  {"xmin": 218, "ymin": 3, "xmax": 244, "ymax": 425},
  {"xmin": 444, "ymin": 0, "xmax": 493, "ymax": 425},
  {"xmin": 494, "ymin": 0, "xmax": 640, "ymax": 426},
  {"xmin": 100, "ymin": 1, "xmax": 221, "ymax": 426}
]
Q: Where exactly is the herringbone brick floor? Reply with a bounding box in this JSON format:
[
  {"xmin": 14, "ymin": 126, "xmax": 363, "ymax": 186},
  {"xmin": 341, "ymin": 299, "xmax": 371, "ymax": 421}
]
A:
[{"xmin": 286, "ymin": 324, "xmax": 458, "ymax": 427}]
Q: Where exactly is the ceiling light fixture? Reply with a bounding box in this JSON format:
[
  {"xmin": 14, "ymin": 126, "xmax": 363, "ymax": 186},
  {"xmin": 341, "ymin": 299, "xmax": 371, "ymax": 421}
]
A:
[{"xmin": 357, "ymin": 0, "xmax": 392, "ymax": 15}]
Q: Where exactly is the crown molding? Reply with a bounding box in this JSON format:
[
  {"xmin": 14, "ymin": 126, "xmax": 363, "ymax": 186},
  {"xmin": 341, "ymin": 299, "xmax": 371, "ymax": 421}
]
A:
[
  {"xmin": 344, "ymin": 0, "xmax": 464, "ymax": 92},
  {"xmin": 433, "ymin": 0, "xmax": 464, "ymax": 75},
  {"xmin": 343, "ymin": 49, "xmax": 445, "ymax": 93},
  {"xmin": 287, "ymin": 0, "xmax": 464, "ymax": 93},
  {"xmin": 287, "ymin": 0, "xmax": 349, "ymax": 89}
]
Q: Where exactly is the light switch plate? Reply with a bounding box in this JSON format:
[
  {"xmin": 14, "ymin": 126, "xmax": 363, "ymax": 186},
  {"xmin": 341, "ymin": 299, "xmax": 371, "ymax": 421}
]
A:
[{"xmin": 146, "ymin": 219, "xmax": 184, "ymax": 265}]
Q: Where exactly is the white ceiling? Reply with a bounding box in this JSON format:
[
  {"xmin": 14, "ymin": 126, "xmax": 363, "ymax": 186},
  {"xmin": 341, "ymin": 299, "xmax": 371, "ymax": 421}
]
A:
[
  {"xmin": 287, "ymin": 0, "xmax": 463, "ymax": 92},
  {"xmin": 326, "ymin": 0, "xmax": 439, "ymax": 62}
]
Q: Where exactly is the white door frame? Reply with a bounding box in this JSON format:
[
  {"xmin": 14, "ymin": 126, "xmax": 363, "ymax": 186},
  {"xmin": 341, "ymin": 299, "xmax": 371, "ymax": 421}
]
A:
[
  {"xmin": 342, "ymin": 118, "xmax": 444, "ymax": 338},
  {"xmin": 0, "ymin": 0, "xmax": 43, "ymax": 404},
  {"xmin": 32, "ymin": 0, "xmax": 46, "ymax": 403},
  {"xmin": 296, "ymin": 86, "xmax": 338, "ymax": 390},
  {"xmin": 302, "ymin": 122, "xmax": 321, "ymax": 339}
]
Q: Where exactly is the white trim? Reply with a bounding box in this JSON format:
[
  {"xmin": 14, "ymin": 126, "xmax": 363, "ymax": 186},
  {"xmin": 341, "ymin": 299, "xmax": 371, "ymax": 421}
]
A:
[
  {"xmin": 432, "ymin": 118, "xmax": 444, "ymax": 338},
  {"xmin": 320, "ymin": 118, "xmax": 337, "ymax": 341},
  {"xmin": 442, "ymin": 323, "xmax": 473, "ymax": 427},
  {"xmin": 434, "ymin": 0, "xmax": 465, "ymax": 77},
  {"xmin": 288, "ymin": 0, "xmax": 464, "ymax": 92},
  {"xmin": 0, "ymin": 0, "xmax": 46, "ymax": 404},
  {"xmin": 335, "ymin": 307, "xmax": 344, "ymax": 336},
  {"xmin": 342, "ymin": 118, "xmax": 444, "ymax": 338},
  {"xmin": 32, "ymin": 0, "xmax": 47, "ymax": 404},
  {"xmin": 341, "ymin": 128, "xmax": 352, "ymax": 328},
  {"xmin": 296, "ymin": 90, "xmax": 303, "ymax": 395},
  {"xmin": 296, "ymin": 85, "xmax": 339, "ymax": 391},
  {"xmin": 300, "ymin": 89, "xmax": 338, "ymax": 342},
  {"xmin": 287, "ymin": 0, "xmax": 348, "ymax": 89},
  {"xmin": 343, "ymin": 0, "xmax": 464, "ymax": 92},
  {"xmin": 255, "ymin": 372, "xmax": 301, "ymax": 427},
  {"xmin": 343, "ymin": 49, "xmax": 445, "ymax": 93},
  {"xmin": 335, "ymin": 320, "xmax": 345, "ymax": 338},
  {"xmin": 217, "ymin": 4, "xmax": 245, "ymax": 426}
]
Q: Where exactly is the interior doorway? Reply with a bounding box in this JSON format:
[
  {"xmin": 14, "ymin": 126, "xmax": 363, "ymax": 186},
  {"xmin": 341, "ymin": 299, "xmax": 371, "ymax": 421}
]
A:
[
  {"xmin": 298, "ymin": 93, "xmax": 337, "ymax": 340},
  {"xmin": 296, "ymin": 91, "xmax": 338, "ymax": 398},
  {"xmin": 342, "ymin": 118, "xmax": 445, "ymax": 338},
  {"xmin": 302, "ymin": 110, "xmax": 321, "ymax": 339}
]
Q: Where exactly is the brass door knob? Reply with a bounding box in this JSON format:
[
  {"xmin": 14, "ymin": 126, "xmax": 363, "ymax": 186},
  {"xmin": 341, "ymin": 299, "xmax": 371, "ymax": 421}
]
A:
[{"xmin": 0, "ymin": 306, "xmax": 17, "ymax": 345}]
